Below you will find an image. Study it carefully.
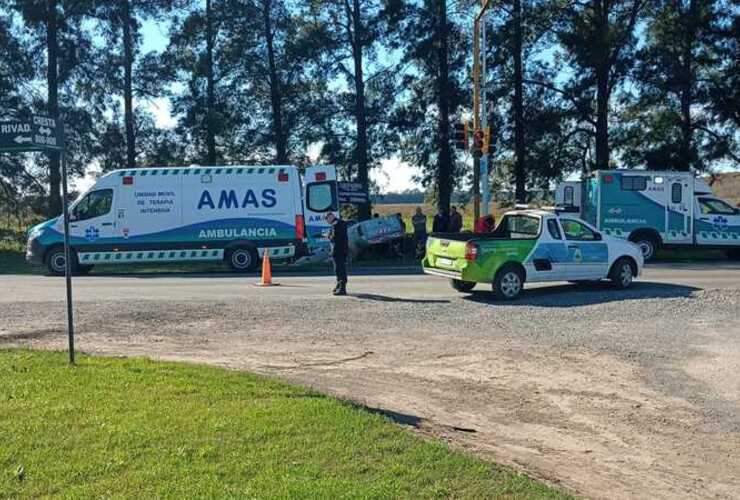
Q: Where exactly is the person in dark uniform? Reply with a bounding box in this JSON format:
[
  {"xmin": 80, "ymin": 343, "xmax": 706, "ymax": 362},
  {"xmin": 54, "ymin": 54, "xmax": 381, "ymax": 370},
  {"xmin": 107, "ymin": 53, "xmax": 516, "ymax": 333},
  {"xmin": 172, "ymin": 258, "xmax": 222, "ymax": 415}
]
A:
[
  {"xmin": 432, "ymin": 207, "xmax": 449, "ymax": 233},
  {"xmin": 325, "ymin": 212, "xmax": 349, "ymax": 296}
]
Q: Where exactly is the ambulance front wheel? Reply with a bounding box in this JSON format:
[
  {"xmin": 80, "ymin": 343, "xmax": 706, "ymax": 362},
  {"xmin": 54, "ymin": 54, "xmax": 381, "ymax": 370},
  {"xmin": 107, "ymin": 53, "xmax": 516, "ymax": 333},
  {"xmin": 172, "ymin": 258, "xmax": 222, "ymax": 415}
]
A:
[
  {"xmin": 44, "ymin": 246, "xmax": 78, "ymax": 276},
  {"xmin": 227, "ymin": 247, "xmax": 259, "ymax": 272}
]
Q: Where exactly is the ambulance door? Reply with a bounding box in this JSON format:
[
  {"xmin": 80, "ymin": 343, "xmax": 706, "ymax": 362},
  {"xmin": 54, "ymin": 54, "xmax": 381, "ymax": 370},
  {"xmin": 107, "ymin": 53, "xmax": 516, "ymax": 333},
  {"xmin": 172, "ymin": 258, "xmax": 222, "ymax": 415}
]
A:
[
  {"xmin": 303, "ymin": 166, "xmax": 338, "ymax": 238},
  {"xmin": 68, "ymin": 188, "xmax": 117, "ymax": 246},
  {"xmin": 664, "ymin": 175, "xmax": 692, "ymax": 244}
]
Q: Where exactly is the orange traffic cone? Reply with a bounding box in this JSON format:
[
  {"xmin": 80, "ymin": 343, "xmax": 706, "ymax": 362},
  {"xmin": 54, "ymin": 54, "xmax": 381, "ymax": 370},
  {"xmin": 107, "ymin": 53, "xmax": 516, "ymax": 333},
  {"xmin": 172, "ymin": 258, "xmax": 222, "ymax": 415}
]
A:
[{"xmin": 255, "ymin": 249, "xmax": 279, "ymax": 287}]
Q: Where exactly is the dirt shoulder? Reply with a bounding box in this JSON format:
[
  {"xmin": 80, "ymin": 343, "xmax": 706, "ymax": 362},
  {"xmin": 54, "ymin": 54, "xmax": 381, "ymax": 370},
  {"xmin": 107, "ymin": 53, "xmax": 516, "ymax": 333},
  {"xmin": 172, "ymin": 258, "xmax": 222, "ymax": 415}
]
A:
[{"xmin": 2, "ymin": 286, "xmax": 739, "ymax": 499}]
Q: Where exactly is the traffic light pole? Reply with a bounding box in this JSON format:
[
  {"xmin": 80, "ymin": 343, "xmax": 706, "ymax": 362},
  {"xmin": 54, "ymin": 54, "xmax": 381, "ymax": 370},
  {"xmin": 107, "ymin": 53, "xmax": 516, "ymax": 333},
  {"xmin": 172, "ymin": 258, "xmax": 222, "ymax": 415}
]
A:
[
  {"xmin": 480, "ymin": 16, "xmax": 490, "ymax": 216},
  {"xmin": 472, "ymin": 0, "xmax": 493, "ymax": 224}
]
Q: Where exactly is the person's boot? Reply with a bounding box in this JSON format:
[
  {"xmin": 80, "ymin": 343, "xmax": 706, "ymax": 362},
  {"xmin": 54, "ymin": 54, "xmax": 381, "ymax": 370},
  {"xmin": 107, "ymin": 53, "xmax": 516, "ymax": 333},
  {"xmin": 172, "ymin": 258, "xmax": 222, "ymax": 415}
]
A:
[{"xmin": 333, "ymin": 282, "xmax": 347, "ymax": 296}]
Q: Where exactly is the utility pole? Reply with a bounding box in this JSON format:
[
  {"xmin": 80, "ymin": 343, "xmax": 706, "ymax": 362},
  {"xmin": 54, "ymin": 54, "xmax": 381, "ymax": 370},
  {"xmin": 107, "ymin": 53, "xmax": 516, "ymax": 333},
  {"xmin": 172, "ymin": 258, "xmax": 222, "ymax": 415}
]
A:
[{"xmin": 472, "ymin": 0, "xmax": 493, "ymax": 223}]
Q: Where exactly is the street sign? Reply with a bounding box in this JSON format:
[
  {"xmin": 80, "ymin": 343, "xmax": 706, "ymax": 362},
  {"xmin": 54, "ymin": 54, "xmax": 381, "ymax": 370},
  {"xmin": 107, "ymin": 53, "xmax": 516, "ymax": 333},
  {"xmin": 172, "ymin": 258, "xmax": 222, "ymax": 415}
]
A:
[
  {"xmin": 0, "ymin": 115, "xmax": 63, "ymax": 152},
  {"xmin": 337, "ymin": 181, "xmax": 369, "ymax": 205},
  {"xmin": 0, "ymin": 112, "xmax": 73, "ymax": 364}
]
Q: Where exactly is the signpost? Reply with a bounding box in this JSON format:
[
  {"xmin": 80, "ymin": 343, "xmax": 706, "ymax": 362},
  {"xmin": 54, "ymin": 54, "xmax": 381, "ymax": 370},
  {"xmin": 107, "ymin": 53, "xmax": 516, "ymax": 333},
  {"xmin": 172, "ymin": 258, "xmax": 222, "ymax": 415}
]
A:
[
  {"xmin": 0, "ymin": 114, "xmax": 74, "ymax": 364},
  {"xmin": 337, "ymin": 181, "xmax": 370, "ymax": 205}
]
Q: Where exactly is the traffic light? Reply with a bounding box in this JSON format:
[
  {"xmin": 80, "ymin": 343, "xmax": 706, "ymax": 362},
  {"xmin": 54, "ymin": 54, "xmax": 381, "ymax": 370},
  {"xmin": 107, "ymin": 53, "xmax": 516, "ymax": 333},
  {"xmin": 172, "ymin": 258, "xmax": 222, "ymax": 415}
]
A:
[
  {"xmin": 482, "ymin": 127, "xmax": 492, "ymax": 154},
  {"xmin": 473, "ymin": 129, "xmax": 484, "ymax": 153},
  {"xmin": 453, "ymin": 122, "xmax": 468, "ymax": 150}
]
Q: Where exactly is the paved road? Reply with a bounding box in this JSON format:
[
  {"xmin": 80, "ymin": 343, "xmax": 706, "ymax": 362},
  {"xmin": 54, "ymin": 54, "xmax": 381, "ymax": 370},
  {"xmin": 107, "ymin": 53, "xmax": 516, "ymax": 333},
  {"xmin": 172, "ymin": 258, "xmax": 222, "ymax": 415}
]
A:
[{"xmin": 2, "ymin": 262, "xmax": 740, "ymax": 302}]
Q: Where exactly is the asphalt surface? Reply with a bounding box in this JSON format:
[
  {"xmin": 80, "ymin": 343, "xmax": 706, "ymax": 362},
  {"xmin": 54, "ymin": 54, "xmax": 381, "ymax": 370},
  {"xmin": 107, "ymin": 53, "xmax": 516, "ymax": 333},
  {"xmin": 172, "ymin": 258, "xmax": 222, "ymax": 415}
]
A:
[
  {"xmin": 2, "ymin": 262, "xmax": 740, "ymax": 499},
  {"xmin": 2, "ymin": 262, "xmax": 740, "ymax": 303}
]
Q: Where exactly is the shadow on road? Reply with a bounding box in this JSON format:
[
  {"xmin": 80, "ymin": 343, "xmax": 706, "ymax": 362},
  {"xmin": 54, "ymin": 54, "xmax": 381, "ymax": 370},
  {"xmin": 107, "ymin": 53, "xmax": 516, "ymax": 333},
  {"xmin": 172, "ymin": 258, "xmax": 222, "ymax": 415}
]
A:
[
  {"xmin": 78, "ymin": 266, "xmax": 422, "ymax": 280},
  {"xmin": 351, "ymin": 293, "xmax": 450, "ymax": 304},
  {"xmin": 464, "ymin": 281, "xmax": 701, "ymax": 308}
]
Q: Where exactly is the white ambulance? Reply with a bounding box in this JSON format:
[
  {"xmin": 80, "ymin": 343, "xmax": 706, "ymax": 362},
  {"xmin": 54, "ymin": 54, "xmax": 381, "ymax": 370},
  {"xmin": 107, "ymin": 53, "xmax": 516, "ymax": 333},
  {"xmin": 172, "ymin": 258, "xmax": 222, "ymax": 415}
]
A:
[
  {"xmin": 26, "ymin": 165, "xmax": 339, "ymax": 274},
  {"xmin": 556, "ymin": 170, "xmax": 740, "ymax": 260}
]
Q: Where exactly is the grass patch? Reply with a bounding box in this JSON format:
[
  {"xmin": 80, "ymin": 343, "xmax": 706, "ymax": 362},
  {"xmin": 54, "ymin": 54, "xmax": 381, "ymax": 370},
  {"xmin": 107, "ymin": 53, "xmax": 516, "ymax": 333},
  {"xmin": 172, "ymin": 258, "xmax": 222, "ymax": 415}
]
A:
[{"xmin": 0, "ymin": 350, "xmax": 567, "ymax": 498}]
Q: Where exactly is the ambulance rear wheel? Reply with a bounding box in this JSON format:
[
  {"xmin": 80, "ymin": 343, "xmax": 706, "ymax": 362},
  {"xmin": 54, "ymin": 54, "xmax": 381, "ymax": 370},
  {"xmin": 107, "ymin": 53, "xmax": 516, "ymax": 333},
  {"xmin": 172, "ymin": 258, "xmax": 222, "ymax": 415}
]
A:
[
  {"xmin": 45, "ymin": 247, "xmax": 78, "ymax": 276},
  {"xmin": 227, "ymin": 247, "xmax": 258, "ymax": 272},
  {"xmin": 450, "ymin": 279, "xmax": 476, "ymax": 293},
  {"xmin": 630, "ymin": 234, "xmax": 659, "ymax": 261}
]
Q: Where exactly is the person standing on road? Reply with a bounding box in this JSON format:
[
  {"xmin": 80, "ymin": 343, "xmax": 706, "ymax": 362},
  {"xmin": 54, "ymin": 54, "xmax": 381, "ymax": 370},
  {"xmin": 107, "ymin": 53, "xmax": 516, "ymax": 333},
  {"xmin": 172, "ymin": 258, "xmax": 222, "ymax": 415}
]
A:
[
  {"xmin": 432, "ymin": 207, "xmax": 449, "ymax": 233},
  {"xmin": 325, "ymin": 212, "xmax": 349, "ymax": 296},
  {"xmin": 449, "ymin": 206, "xmax": 463, "ymax": 233},
  {"xmin": 412, "ymin": 207, "xmax": 428, "ymax": 255}
]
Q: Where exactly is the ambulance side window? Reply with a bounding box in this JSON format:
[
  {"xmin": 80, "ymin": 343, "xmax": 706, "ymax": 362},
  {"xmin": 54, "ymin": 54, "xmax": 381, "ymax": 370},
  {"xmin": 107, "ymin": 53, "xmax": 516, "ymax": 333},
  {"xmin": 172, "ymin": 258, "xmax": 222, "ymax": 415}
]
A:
[
  {"xmin": 621, "ymin": 176, "xmax": 647, "ymax": 191},
  {"xmin": 671, "ymin": 183, "xmax": 682, "ymax": 203},
  {"xmin": 306, "ymin": 182, "xmax": 337, "ymax": 213},
  {"xmin": 74, "ymin": 189, "xmax": 113, "ymax": 221}
]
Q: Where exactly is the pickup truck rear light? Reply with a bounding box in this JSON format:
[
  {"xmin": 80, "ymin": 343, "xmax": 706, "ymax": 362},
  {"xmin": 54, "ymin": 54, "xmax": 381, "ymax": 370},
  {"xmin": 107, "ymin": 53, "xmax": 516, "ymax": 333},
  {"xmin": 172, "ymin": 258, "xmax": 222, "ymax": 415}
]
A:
[
  {"xmin": 464, "ymin": 242, "xmax": 479, "ymax": 261},
  {"xmin": 295, "ymin": 215, "xmax": 306, "ymax": 240}
]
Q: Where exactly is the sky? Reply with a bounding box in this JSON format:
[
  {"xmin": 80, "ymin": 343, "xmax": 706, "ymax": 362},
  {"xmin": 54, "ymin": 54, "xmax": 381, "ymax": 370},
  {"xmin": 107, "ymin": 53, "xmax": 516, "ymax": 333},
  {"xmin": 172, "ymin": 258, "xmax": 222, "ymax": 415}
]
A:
[{"xmin": 135, "ymin": 19, "xmax": 421, "ymax": 194}]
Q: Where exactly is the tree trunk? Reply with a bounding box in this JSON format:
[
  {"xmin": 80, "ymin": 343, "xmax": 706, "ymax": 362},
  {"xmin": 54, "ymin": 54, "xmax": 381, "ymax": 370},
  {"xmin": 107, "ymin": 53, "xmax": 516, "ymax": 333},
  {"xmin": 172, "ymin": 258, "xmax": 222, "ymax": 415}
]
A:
[
  {"xmin": 122, "ymin": 0, "xmax": 136, "ymax": 169},
  {"xmin": 205, "ymin": 0, "xmax": 217, "ymax": 164},
  {"xmin": 678, "ymin": 0, "xmax": 697, "ymax": 171},
  {"xmin": 263, "ymin": 0, "xmax": 287, "ymax": 163},
  {"xmin": 594, "ymin": 1, "xmax": 610, "ymax": 171},
  {"xmin": 435, "ymin": 0, "xmax": 453, "ymax": 213},
  {"xmin": 351, "ymin": 0, "xmax": 370, "ymax": 220},
  {"xmin": 46, "ymin": 0, "xmax": 61, "ymax": 216},
  {"xmin": 512, "ymin": 0, "xmax": 526, "ymax": 203}
]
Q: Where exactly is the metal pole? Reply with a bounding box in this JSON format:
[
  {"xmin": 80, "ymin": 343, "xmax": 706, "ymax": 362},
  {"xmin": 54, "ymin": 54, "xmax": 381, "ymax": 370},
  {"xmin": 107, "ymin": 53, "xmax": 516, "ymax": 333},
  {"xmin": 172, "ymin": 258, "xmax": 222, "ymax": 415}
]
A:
[
  {"xmin": 59, "ymin": 151, "xmax": 75, "ymax": 364},
  {"xmin": 472, "ymin": 18, "xmax": 481, "ymax": 223},
  {"xmin": 480, "ymin": 11, "xmax": 490, "ymax": 215}
]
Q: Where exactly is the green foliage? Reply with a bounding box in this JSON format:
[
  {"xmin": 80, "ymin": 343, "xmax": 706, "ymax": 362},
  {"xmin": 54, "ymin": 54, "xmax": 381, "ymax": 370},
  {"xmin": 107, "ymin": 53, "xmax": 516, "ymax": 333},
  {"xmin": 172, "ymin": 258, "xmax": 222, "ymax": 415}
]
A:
[{"xmin": 0, "ymin": 350, "xmax": 568, "ymax": 498}]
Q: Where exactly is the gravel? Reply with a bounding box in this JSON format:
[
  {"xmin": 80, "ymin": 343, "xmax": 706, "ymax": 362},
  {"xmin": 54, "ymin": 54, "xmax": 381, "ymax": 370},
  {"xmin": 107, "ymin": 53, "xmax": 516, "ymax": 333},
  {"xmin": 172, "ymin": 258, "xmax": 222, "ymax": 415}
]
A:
[{"xmin": 2, "ymin": 283, "xmax": 740, "ymax": 499}]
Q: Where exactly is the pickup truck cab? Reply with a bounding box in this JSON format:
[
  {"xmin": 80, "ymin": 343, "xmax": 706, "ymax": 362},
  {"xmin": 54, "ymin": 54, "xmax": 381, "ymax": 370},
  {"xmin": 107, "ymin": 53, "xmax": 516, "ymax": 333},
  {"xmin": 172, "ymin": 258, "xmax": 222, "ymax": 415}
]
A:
[{"xmin": 423, "ymin": 209, "xmax": 644, "ymax": 300}]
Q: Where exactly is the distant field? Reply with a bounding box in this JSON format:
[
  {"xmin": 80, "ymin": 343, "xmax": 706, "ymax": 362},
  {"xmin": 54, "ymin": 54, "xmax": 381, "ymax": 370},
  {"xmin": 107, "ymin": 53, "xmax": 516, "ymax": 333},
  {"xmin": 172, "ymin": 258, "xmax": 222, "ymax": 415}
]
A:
[{"xmin": 708, "ymin": 172, "xmax": 740, "ymax": 207}]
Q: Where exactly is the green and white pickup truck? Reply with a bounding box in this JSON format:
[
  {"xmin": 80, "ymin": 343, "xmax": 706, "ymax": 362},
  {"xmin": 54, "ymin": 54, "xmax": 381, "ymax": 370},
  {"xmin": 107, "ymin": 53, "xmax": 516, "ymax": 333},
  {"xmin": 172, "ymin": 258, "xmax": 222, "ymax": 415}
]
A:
[{"xmin": 423, "ymin": 209, "xmax": 644, "ymax": 300}]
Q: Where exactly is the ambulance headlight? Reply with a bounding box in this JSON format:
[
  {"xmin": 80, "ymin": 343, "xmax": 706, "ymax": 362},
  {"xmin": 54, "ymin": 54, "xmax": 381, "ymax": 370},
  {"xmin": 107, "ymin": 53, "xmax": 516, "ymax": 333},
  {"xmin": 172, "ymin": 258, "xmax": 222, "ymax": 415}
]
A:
[{"xmin": 28, "ymin": 226, "xmax": 44, "ymax": 239}]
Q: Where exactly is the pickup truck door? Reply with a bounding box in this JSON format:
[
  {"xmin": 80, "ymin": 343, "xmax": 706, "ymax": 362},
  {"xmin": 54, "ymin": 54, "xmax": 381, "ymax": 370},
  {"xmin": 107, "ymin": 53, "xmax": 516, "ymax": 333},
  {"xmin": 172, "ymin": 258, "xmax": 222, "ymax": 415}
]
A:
[
  {"xmin": 559, "ymin": 218, "xmax": 610, "ymax": 280},
  {"xmin": 524, "ymin": 218, "xmax": 568, "ymax": 282}
]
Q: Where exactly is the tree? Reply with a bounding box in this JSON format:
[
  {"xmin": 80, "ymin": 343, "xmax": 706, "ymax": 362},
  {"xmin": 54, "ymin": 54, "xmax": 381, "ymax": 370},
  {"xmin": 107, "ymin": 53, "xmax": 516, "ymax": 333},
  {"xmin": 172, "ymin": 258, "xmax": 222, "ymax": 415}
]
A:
[
  {"xmin": 623, "ymin": 0, "xmax": 739, "ymax": 170},
  {"xmin": 307, "ymin": 0, "xmax": 403, "ymax": 219},
  {"xmin": 557, "ymin": 0, "xmax": 647, "ymax": 171},
  {"xmin": 0, "ymin": 6, "xmax": 40, "ymax": 222},
  {"xmin": 394, "ymin": 0, "xmax": 469, "ymax": 212},
  {"xmin": 164, "ymin": 0, "xmax": 242, "ymax": 164},
  {"xmin": 12, "ymin": 0, "xmax": 102, "ymax": 216},
  {"xmin": 92, "ymin": 0, "xmax": 179, "ymax": 170}
]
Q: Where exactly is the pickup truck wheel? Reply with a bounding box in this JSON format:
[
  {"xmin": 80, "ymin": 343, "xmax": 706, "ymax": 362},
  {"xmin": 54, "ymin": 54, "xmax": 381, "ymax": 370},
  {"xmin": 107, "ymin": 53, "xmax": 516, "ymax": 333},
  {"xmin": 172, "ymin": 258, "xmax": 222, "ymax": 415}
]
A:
[
  {"xmin": 609, "ymin": 258, "xmax": 634, "ymax": 290},
  {"xmin": 493, "ymin": 265, "xmax": 524, "ymax": 300},
  {"xmin": 450, "ymin": 279, "xmax": 476, "ymax": 293}
]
